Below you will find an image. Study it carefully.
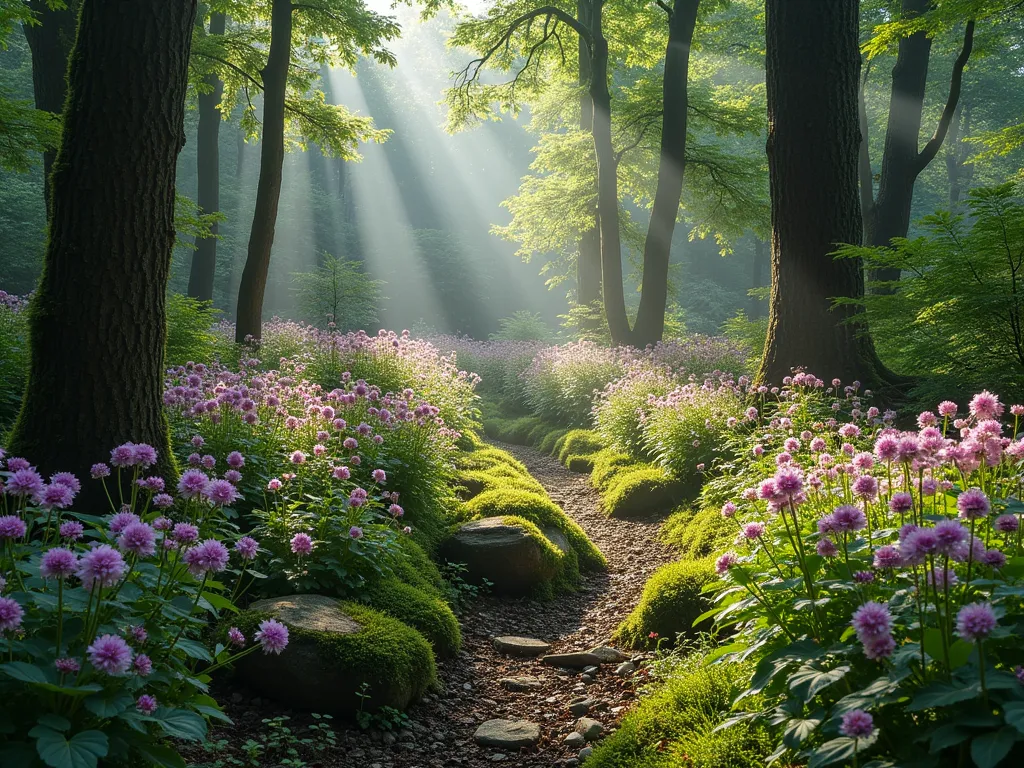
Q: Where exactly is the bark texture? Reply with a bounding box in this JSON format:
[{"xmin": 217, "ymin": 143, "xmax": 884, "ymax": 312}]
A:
[
  {"xmin": 575, "ymin": 0, "xmax": 601, "ymax": 313},
  {"xmin": 22, "ymin": 0, "xmax": 80, "ymax": 218},
  {"xmin": 630, "ymin": 0, "xmax": 700, "ymax": 347},
  {"xmin": 234, "ymin": 0, "xmax": 292, "ymax": 342},
  {"xmin": 757, "ymin": 0, "xmax": 886, "ymax": 387},
  {"xmin": 8, "ymin": 0, "xmax": 197, "ymax": 506},
  {"xmin": 187, "ymin": 11, "xmax": 226, "ymax": 302}
]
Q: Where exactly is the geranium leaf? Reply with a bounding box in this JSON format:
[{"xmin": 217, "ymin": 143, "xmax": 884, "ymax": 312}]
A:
[
  {"xmin": 1004, "ymin": 702, "xmax": 1024, "ymax": 734},
  {"xmin": 31, "ymin": 727, "xmax": 108, "ymax": 768},
  {"xmin": 969, "ymin": 728, "xmax": 1016, "ymax": 768}
]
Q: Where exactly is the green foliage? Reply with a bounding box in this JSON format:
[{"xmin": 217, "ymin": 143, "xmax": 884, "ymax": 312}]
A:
[
  {"xmin": 291, "ymin": 254, "xmax": 382, "ymax": 331},
  {"xmin": 556, "ymin": 429, "xmax": 605, "ymax": 464},
  {"xmin": 537, "ymin": 428, "xmax": 569, "ymax": 455},
  {"xmin": 483, "ymin": 414, "xmax": 547, "ymax": 445},
  {"xmin": 461, "ymin": 487, "xmax": 606, "ymax": 573},
  {"xmin": 522, "ymin": 342, "xmax": 631, "ymax": 427},
  {"xmin": 457, "ymin": 467, "xmax": 547, "ymax": 498},
  {"xmin": 722, "ymin": 309, "xmax": 768, "ymax": 373},
  {"xmin": 614, "ymin": 558, "xmax": 716, "ymax": 649},
  {"xmin": 593, "ymin": 365, "xmax": 677, "ymax": 458},
  {"xmin": 359, "ymin": 577, "xmax": 461, "ymax": 658},
  {"xmin": 388, "ymin": 535, "xmax": 445, "ymax": 597},
  {"xmin": 585, "ymin": 654, "xmax": 771, "ymax": 768},
  {"xmin": 590, "ymin": 449, "xmax": 641, "ymax": 492},
  {"xmin": 661, "ymin": 506, "xmax": 736, "ymax": 560},
  {"xmin": 0, "ymin": 295, "xmax": 28, "ymax": 432},
  {"xmin": 164, "ymin": 293, "xmax": 232, "ymax": 368},
  {"xmin": 490, "ymin": 310, "xmax": 553, "ymax": 341},
  {"xmin": 836, "ymin": 184, "xmax": 1024, "ymax": 399},
  {"xmin": 565, "ymin": 453, "xmax": 596, "ymax": 473},
  {"xmin": 602, "ymin": 466, "xmax": 684, "ymax": 519}
]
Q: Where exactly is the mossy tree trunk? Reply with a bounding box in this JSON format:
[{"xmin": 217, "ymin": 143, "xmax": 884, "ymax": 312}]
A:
[
  {"xmin": 234, "ymin": 0, "xmax": 292, "ymax": 343},
  {"xmin": 575, "ymin": 0, "xmax": 601, "ymax": 315},
  {"xmin": 22, "ymin": 0, "xmax": 80, "ymax": 219},
  {"xmin": 187, "ymin": 11, "xmax": 226, "ymax": 302},
  {"xmin": 7, "ymin": 0, "xmax": 197, "ymax": 506},
  {"xmin": 756, "ymin": 0, "xmax": 889, "ymax": 388}
]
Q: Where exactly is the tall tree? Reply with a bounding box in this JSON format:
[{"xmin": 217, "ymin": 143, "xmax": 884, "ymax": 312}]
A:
[
  {"xmin": 575, "ymin": 0, "xmax": 601, "ymax": 315},
  {"xmin": 186, "ymin": 9, "xmax": 227, "ymax": 302},
  {"xmin": 8, "ymin": 0, "xmax": 197, "ymax": 500},
  {"xmin": 757, "ymin": 0, "xmax": 888, "ymax": 386},
  {"xmin": 230, "ymin": 0, "xmax": 398, "ymax": 343},
  {"xmin": 861, "ymin": 0, "xmax": 974, "ymax": 285},
  {"xmin": 21, "ymin": 0, "xmax": 79, "ymax": 217}
]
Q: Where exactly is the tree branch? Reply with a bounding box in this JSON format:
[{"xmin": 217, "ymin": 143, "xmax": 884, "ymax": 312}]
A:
[
  {"xmin": 914, "ymin": 19, "xmax": 975, "ymax": 173},
  {"xmin": 655, "ymin": 0, "xmax": 673, "ymax": 18}
]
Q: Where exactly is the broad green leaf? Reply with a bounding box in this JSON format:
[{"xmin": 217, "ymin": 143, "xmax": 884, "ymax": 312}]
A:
[
  {"xmin": 808, "ymin": 734, "xmax": 877, "ymax": 768},
  {"xmin": 789, "ymin": 664, "xmax": 850, "ymax": 701},
  {"xmin": 30, "ymin": 727, "xmax": 108, "ymax": 768},
  {"xmin": 84, "ymin": 691, "xmax": 133, "ymax": 719},
  {"xmin": 782, "ymin": 709, "xmax": 824, "ymax": 749},
  {"xmin": 970, "ymin": 728, "xmax": 1016, "ymax": 768},
  {"xmin": 2, "ymin": 662, "xmax": 52, "ymax": 684},
  {"xmin": 173, "ymin": 637, "xmax": 213, "ymax": 662},
  {"xmin": 154, "ymin": 708, "xmax": 207, "ymax": 742},
  {"xmin": 1004, "ymin": 702, "xmax": 1024, "ymax": 734},
  {"xmin": 908, "ymin": 681, "xmax": 980, "ymax": 711},
  {"xmin": 929, "ymin": 724, "xmax": 970, "ymax": 752},
  {"xmin": 36, "ymin": 715, "xmax": 70, "ymax": 732}
]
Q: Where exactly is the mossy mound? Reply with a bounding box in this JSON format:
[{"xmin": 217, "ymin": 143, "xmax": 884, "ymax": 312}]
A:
[
  {"xmin": 565, "ymin": 454, "xmax": 596, "ymax": 473},
  {"xmin": 661, "ymin": 506, "xmax": 736, "ymax": 559},
  {"xmin": 455, "ymin": 447, "xmax": 529, "ymax": 475},
  {"xmin": 584, "ymin": 657, "xmax": 772, "ymax": 768},
  {"xmin": 614, "ymin": 558, "xmax": 716, "ymax": 649},
  {"xmin": 556, "ymin": 429, "xmax": 605, "ymax": 465},
  {"xmin": 389, "ymin": 536, "xmax": 446, "ymax": 596},
  {"xmin": 234, "ymin": 596, "xmax": 436, "ymax": 718},
  {"xmin": 457, "ymin": 468, "xmax": 546, "ymax": 499},
  {"xmin": 483, "ymin": 415, "xmax": 548, "ymax": 445},
  {"xmin": 590, "ymin": 449, "xmax": 637, "ymax": 491},
  {"xmin": 537, "ymin": 428, "xmax": 570, "ymax": 455},
  {"xmin": 602, "ymin": 467, "xmax": 684, "ymax": 518},
  {"xmin": 360, "ymin": 577, "xmax": 461, "ymax": 658},
  {"xmin": 462, "ymin": 488, "xmax": 605, "ymax": 573},
  {"xmin": 526, "ymin": 422, "xmax": 554, "ymax": 446}
]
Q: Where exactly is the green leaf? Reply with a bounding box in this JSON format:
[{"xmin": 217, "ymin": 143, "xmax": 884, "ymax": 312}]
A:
[
  {"xmin": 908, "ymin": 681, "xmax": 980, "ymax": 711},
  {"xmin": 929, "ymin": 724, "xmax": 970, "ymax": 752},
  {"xmin": 84, "ymin": 691, "xmax": 133, "ymax": 719},
  {"xmin": 36, "ymin": 715, "xmax": 71, "ymax": 732},
  {"xmin": 130, "ymin": 741, "xmax": 186, "ymax": 768},
  {"xmin": 783, "ymin": 709, "xmax": 824, "ymax": 749},
  {"xmin": 1, "ymin": 662, "xmax": 52, "ymax": 684},
  {"xmin": 173, "ymin": 637, "xmax": 212, "ymax": 662},
  {"xmin": 200, "ymin": 591, "xmax": 238, "ymax": 614},
  {"xmin": 808, "ymin": 734, "xmax": 877, "ymax": 768},
  {"xmin": 789, "ymin": 665, "xmax": 850, "ymax": 701},
  {"xmin": 30, "ymin": 727, "xmax": 108, "ymax": 768},
  {"xmin": 1004, "ymin": 702, "xmax": 1024, "ymax": 734},
  {"xmin": 970, "ymin": 728, "xmax": 1016, "ymax": 768},
  {"xmin": 154, "ymin": 708, "xmax": 207, "ymax": 742}
]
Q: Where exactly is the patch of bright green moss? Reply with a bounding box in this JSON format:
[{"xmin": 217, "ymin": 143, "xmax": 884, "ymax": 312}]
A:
[
  {"xmin": 538, "ymin": 428, "xmax": 570, "ymax": 455},
  {"xmin": 661, "ymin": 506, "xmax": 736, "ymax": 560},
  {"xmin": 613, "ymin": 558, "xmax": 716, "ymax": 649},
  {"xmin": 389, "ymin": 536, "xmax": 445, "ymax": 596},
  {"xmin": 602, "ymin": 467, "xmax": 684, "ymax": 518},
  {"xmin": 556, "ymin": 429, "xmax": 606, "ymax": 465},
  {"xmin": 565, "ymin": 454, "xmax": 596, "ymax": 473},
  {"xmin": 360, "ymin": 577, "xmax": 461, "ymax": 658},
  {"xmin": 500, "ymin": 514, "xmax": 569, "ymax": 597},
  {"xmin": 454, "ymin": 447, "xmax": 529, "ymax": 475},
  {"xmin": 589, "ymin": 449, "xmax": 636, "ymax": 491},
  {"xmin": 457, "ymin": 468, "xmax": 546, "ymax": 499}
]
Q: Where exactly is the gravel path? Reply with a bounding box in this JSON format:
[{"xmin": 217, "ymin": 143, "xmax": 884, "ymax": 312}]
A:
[{"xmin": 191, "ymin": 442, "xmax": 674, "ymax": 768}]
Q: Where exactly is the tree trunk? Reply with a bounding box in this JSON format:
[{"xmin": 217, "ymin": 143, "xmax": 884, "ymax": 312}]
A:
[
  {"xmin": 234, "ymin": 0, "xmax": 291, "ymax": 343},
  {"xmin": 631, "ymin": 0, "xmax": 700, "ymax": 347},
  {"xmin": 187, "ymin": 11, "xmax": 226, "ymax": 302},
  {"xmin": 945, "ymin": 100, "xmax": 973, "ymax": 210},
  {"xmin": 750, "ymin": 237, "xmax": 766, "ymax": 319},
  {"xmin": 575, "ymin": 0, "xmax": 601, "ymax": 312},
  {"xmin": 756, "ymin": 0, "xmax": 888, "ymax": 387},
  {"xmin": 865, "ymin": 1, "xmax": 974, "ymax": 286},
  {"xmin": 22, "ymin": 0, "xmax": 80, "ymax": 219},
  {"xmin": 8, "ymin": 0, "xmax": 197, "ymax": 507},
  {"xmin": 236, "ymin": 118, "xmax": 247, "ymax": 177}
]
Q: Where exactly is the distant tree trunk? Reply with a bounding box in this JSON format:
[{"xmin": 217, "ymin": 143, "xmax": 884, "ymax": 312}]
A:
[
  {"xmin": 750, "ymin": 237, "xmax": 766, "ymax": 318},
  {"xmin": 8, "ymin": 0, "xmax": 196, "ymax": 505},
  {"xmin": 22, "ymin": 0, "xmax": 80, "ymax": 219},
  {"xmin": 631, "ymin": 0, "xmax": 700, "ymax": 347},
  {"xmin": 235, "ymin": 119, "xmax": 247, "ymax": 177},
  {"xmin": 945, "ymin": 100, "xmax": 974, "ymax": 210},
  {"xmin": 187, "ymin": 11, "xmax": 226, "ymax": 302},
  {"xmin": 575, "ymin": 0, "xmax": 601, "ymax": 313},
  {"xmin": 757, "ymin": 0, "xmax": 889, "ymax": 387},
  {"xmin": 234, "ymin": 0, "xmax": 291, "ymax": 343},
  {"xmin": 863, "ymin": 0, "xmax": 974, "ymax": 286}
]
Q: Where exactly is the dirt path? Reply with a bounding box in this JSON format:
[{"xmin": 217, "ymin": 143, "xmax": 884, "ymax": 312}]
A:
[{"xmin": 195, "ymin": 442, "xmax": 674, "ymax": 768}]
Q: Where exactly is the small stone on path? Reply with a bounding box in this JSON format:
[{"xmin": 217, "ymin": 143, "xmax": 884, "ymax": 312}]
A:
[
  {"xmin": 614, "ymin": 661, "xmax": 636, "ymax": 677},
  {"xmin": 568, "ymin": 698, "xmax": 598, "ymax": 717},
  {"xmin": 493, "ymin": 636, "xmax": 551, "ymax": 657},
  {"xmin": 579, "ymin": 746, "xmax": 594, "ymax": 760},
  {"xmin": 587, "ymin": 646, "xmax": 630, "ymax": 664},
  {"xmin": 541, "ymin": 651, "xmax": 602, "ymax": 669},
  {"xmin": 474, "ymin": 719, "xmax": 542, "ymax": 749},
  {"xmin": 564, "ymin": 732, "xmax": 586, "ymax": 747},
  {"xmin": 575, "ymin": 718, "xmax": 603, "ymax": 742},
  {"xmin": 500, "ymin": 676, "xmax": 543, "ymax": 692}
]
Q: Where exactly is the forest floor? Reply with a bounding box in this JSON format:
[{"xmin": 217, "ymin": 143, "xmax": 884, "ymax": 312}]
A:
[{"xmin": 184, "ymin": 441, "xmax": 674, "ymax": 768}]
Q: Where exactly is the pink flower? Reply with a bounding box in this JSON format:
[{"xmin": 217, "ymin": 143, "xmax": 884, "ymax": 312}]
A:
[
  {"xmin": 152, "ymin": 493, "xmax": 174, "ymax": 508},
  {"xmin": 110, "ymin": 443, "xmax": 137, "ymax": 468},
  {"xmin": 203, "ymin": 479, "xmax": 239, "ymax": 506},
  {"xmin": 235, "ymin": 536, "xmax": 259, "ymax": 560},
  {"xmin": 873, "ymin": 545, "xmax": 902, "ymax": 569},
  {"xmin": 956, "ymin": 488, "xmax": 990, "ymax": 520},
  {"xmin": 267, "ymin": 478, "xmax": 282, "ymax": 492},
  {"xmin": 255, "ymin": 619, "xmax": 289, "ymax": 654},
  {"xmin": 969, "ymin": 391, "xmax": 1003, "ymax": 420},
  {"xmin": 182, "ymin": 539, "xmax": 230, "ymax": 576},
  {"xmin": 721, "ymin": 501, "xmax": 737, "ymax": 518},
  {"xmin": 109, "ymin": 510, "xmax": 140, "ymax": 534},
  {"xmin": 54, "ymin": 658, "xmax": 80, "ymax": 674},
  {"xmin": 226, "ymin": 451, "xmax": 245, "ymax": 469},
  {"xmin": 715, "ymin": 551, "xmax": 738, "ymax": 575},
  {"xmin": 995, "ymin": 514, "xmax": 1019, "ymax": 533},
  {"xmin": 77, "ymin": 545, "xmax": 126, "ymax": 588},
  {"xmin": 177, "ymin": 469, "xmax": 210, "ymax": 499},
  {"xmin": 388, "ymin": 504, "xmax": 404, "ymax": 517},
  {"xmin": 290, "ymin": 533, "xmax": 313, "ymax": 555},
  {"xmin": 0, "ymin": 515, "xmax": 27, "ymax": 539},
  {"xmin": 59, "ymin": 521, "xmax": 84, "ymax": 540},
  {"xmin": 372, "ymin": 469, "xmax": 387, "ymax": 483},
  {"xmin": 852, "ymin": 601, "xmax": 891, "ymax": 640},
  {"xmin": 40, "ymin": 547, "xmax": 78, "ymax": 579},
  {"xmin": 937, "ymin": 401, "xmax": 958, "ymax": 417},
  {"xmin": 742, "ymin": 522, "xmax": 765, "ymax": 540},
  {"xmin": 136, "ymin": 694, "xmax": 158, "ymax": 715},
  {"xmin": 5, "ymin": 468, "xmax": 43, "ymax": 498},
  {"xmin": 133, "ymin": 654, "xmax": 153, "ymax": 676},
  {"xmin": 851, "ymin": 475, "xmax": 878, "ymax": 500},
  {"xmin": 0, "ymin": 597, "xmax": 24, "ymax": 633},
  {"xmin": 332, "ymin": 466, "xmax": 351, "ymax": 481},
  {"xmin": 90, "ymin": 463, "xmax": 111, "ymax": 479},
  {"xmin": 39, "ymin": 483, "xmax": 75, "ymax": 509},
  {"xmin": 136, "ymin": 476, "xmax": 164, "ymax": 493},
  {"xmin": 888, "ymin": 493, "xmax": 913, "ymax": 514},
  {"xmin": 172, "ymin": 522, "xmax": 199, "ymax": 544},
  {"xmin": 49, "ymin": 472, "xmax": 81, "ymax": 493},
  {"xmin": 349, "ymin": 526, "xmax": 364, "ymax": 539},
  {"xmin": 832, "ymin": 505, "xmax": 867, "ymax": 532},
  {"xmin": 956, "ymin": 602, "xmax": 997, "ymax": 642},
  {"xmin": 118, "ymin": 522, "xmax": 157, "ymax": 557},
  {"xmin": 816, "ymin": 538, "xmax": 838, "ymax": 557},
  {"xmin": 290, "ymin": 451, "xmax": 306, "ymax": 465},
  {"xmin": 227, "ymin": 627, "xmax": 246, "ymax": 647},
  {"xmin": 87, "ymin": 634, "xmax": 133, "ymax": 675},
  {"xmin": 840, "ymin": 710, "xmax": 874, "ymax": 739}
]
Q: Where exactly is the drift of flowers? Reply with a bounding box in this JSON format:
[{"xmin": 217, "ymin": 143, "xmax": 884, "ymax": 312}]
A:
[
  {"xmin": 707, "ymin": 377, "xmax": 1024, "ymax": 767},
  {"xmin": 0, "ymin": 442, "xmax": 288, "ymax": 767}
]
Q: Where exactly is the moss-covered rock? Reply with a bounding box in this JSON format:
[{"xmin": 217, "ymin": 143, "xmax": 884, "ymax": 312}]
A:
[
  {"xmin": 613, "ymin": 558, "xmax": 716, "ymax": 649},
  {"xmin": 565, "ymin": 454, "xmax": 597, "ymax": 473},
  {"xmin": 556, "ymin": 429, "xmax": 605, "ymax": 465},
  {"xmin": 360, "ymin": 577, "xmax": 461, "ymax": 658},
  {"xmin": 537, "ymin": 428, "xmax": 569, "ymax": 455},
  {"xmin": 526, "ymin": 422, "xmax": 554, "ymax": 446},
  {"xmin": 389, "ymin": 536, "xmax": 446, "ymax": 597},
  {"xmin": 440, "ymin": 516, "xmax": 563, "ymax": 595},
  {"xmin": 455, "ymin": 447, "xmax": 529, "ymax": 475},
  {"xmin": 456, "ymin": 469, "xmax": 546, "ymax": 500},
  {"xmin": 661, "ymin": 506, "xmax": 736, "ymax": 559},
  {"xmin": 462, "ymin": 488, "xmax": 605, "ymax": 573},
  {"xmin": 584, "ymin": 656, "xmax": 772, "ymax": 768},
  {"xmin": 590, "ymin": 449, "xmax": 636, "ymax": 491},
  {"xmin": 602, "ymin": 467, "xmax": 684, "ymax": 518},
  {"xmin": 234, "ymin": 595, "xmax": 436, "ymax": 718}
]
